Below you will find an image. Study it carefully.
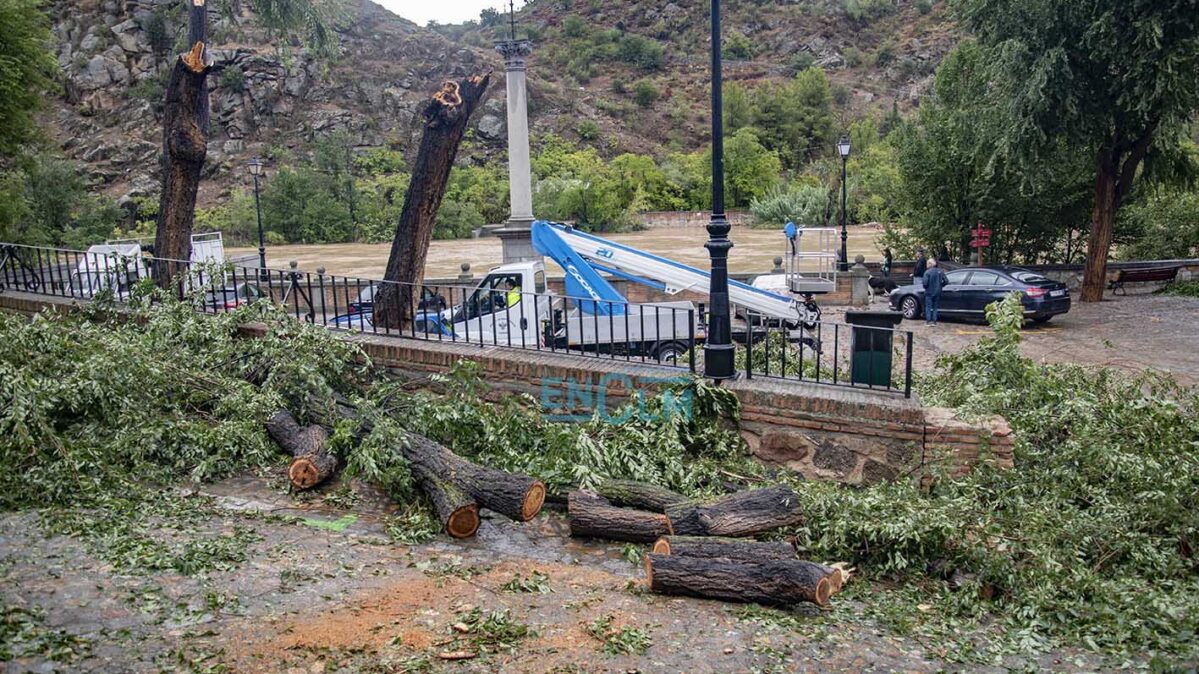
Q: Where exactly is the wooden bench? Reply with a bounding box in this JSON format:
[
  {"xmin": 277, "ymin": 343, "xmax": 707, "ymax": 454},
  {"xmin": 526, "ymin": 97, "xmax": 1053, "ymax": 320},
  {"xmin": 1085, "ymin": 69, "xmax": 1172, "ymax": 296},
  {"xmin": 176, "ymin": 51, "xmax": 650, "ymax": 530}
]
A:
[{"xmin": 1107, "ymin": 266, "xmax": 1180, "ymax": 295}]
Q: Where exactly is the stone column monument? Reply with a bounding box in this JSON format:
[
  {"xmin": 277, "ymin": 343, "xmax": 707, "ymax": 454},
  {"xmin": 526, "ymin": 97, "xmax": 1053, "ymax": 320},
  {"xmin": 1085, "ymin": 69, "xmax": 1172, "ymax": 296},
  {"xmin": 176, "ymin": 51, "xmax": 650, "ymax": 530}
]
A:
[{"xmin": 495, "ymin": 39, "xmax": 538, "ymax": 263}]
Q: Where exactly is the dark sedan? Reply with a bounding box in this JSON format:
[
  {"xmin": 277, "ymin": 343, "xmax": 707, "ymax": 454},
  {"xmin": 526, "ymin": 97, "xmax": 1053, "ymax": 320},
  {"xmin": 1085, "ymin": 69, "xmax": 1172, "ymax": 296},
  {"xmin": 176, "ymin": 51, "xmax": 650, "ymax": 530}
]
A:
[{"xmin": 888, "ymin": 266, "xmax": 1071, "ymax": 323}]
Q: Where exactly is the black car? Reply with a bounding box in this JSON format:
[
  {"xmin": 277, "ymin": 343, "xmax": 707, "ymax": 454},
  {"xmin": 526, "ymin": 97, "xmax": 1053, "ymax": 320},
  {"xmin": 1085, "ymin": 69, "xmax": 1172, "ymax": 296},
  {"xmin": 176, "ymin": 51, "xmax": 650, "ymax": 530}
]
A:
[{"xmin": 888, "ymin": 266, "xmax": 1071, "ymax": 323}]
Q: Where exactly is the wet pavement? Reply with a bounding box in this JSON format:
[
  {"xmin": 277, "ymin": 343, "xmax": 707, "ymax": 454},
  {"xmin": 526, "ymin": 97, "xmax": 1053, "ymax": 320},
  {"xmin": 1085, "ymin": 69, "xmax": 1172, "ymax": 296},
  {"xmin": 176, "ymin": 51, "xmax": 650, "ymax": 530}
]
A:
[
  {"xmin": 824, "ymin": 287, "xmax": 1199, "ymax": 386},
  {"xmin": 0, "ymin": 473, "xmax": 1129, "ymax": 673}
]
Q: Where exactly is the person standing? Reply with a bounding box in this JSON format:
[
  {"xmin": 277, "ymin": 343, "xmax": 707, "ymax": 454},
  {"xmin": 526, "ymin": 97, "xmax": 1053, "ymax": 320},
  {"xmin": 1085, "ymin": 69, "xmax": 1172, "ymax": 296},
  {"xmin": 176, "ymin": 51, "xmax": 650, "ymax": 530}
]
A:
[
  {"xmin": 922, "ymin": 258, "xmax": 948, "ymax": 326},
  {"xmin": 882, "ymin": 248, "xmax": 893, "ymax": 279},
  {"xmin": 912, "ymin": 248, "xmax": 928, "ymax": 284}
]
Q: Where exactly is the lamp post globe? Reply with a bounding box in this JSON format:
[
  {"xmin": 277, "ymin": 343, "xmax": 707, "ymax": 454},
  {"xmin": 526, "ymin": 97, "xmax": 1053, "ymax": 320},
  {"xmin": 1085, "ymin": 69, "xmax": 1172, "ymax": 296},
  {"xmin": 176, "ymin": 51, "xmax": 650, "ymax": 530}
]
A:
[
  {"xmin": 248, "ymin": 158, "xmax": 266, "ymax": 276},
  {"xmin": 837, "ymin": 135, "xmax": 851, "ymax": 272}
]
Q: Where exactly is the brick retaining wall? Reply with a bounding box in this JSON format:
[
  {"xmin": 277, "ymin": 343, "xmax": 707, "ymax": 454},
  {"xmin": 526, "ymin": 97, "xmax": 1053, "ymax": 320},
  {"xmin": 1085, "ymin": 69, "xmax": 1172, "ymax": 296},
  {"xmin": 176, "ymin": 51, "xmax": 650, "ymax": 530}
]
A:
[{"xmin": 0, "ymin": 291, "xmax": 1013, "ymax": 485}]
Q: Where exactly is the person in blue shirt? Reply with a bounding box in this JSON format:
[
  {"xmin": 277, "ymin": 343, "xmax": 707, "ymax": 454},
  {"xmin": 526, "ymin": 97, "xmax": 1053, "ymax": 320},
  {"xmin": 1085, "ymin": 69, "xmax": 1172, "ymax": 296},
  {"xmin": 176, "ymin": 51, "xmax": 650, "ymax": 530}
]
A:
[{"xmin": 922, "ymin": 258, "xmax": 948, "ymax": 326}]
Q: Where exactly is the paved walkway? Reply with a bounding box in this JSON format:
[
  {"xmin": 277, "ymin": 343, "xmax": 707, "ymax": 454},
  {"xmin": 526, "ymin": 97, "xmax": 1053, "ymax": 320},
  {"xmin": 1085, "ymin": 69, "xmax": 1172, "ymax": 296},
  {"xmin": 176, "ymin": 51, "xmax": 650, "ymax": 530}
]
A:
[{"xmin": 824, "ymin": 288, "xmax": 1199, "ymax": 386}]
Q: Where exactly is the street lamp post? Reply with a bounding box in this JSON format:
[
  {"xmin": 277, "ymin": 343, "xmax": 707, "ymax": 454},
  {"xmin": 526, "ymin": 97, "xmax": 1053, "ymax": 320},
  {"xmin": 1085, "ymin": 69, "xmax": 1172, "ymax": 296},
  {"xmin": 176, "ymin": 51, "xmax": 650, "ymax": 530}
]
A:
[
  {"xmin": 248, "ymin": 158, "xmax": 266, "ymax": 277},
  {"xmin": 704, "ymin": 0, "xmax": 735, "ymax": 381},
  {"xmin": 837, "ymin": 135, "xmax": 851, "ymax": 272}
]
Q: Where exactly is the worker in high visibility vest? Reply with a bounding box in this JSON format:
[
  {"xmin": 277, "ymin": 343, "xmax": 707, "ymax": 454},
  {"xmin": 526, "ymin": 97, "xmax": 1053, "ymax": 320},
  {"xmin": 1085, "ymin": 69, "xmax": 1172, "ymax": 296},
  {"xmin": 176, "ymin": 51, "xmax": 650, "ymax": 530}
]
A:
[{"xmin": 504, "ymin": 278, "xmax": 521, "ymax": 307}]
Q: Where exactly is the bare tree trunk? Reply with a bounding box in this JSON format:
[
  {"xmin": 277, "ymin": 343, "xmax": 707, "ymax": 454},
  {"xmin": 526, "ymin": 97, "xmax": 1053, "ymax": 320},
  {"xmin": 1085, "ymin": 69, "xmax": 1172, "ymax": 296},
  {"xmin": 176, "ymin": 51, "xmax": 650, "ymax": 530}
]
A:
[
  {"xmin": 1080, "ymin": 150, "xmax": 1118, "ymax": 303},
  {"xmin": 152, "ymin": 0, "xmax": 209, "ymax": 291},
  {"xmin": 374, "ymin": 76, "xmax": 490, "ymax": 330}
]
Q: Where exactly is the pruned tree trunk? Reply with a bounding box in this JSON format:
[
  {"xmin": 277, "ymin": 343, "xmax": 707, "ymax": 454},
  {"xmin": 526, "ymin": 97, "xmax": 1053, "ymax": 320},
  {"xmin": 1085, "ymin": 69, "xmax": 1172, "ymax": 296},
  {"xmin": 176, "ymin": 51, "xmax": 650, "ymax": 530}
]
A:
[
  {"xmin": 651, "ymin": 535, "xmax": 795, "ymax": 561},
  {"xmin": 410, "ymin": 463, "xmax": 479, "ymax": 539},
  {"xmin": 153, "ymin": 0, "xmax": 209, "ymax": 291},
  {"xmin": 374, "ymin": 75, "xmax": 491, "ymax": 330},
  {"xmin": 664, "ymin": 484, "xmax": 805, "ymax": 537},
  {"xmin": 265, "ymin": 410, "xmax": 338, "ymax": 490},
  {"xmin": 644, "ymin": 553, "xmax": 832, "ymax": 607},
  {"xmin": 595, "ymin": 479, "xmax": 690, "ymax": 512},
  {"xmin": 567, "ymin": 491, "xmax": 673, "ymax": 543},
  {"xmin": 401, "ymin": 432, "xmax": 545, "ymax": 521},
  {"xmin": 1080, "ymin": 130, "xmax": 1154, "ymax": 303}
]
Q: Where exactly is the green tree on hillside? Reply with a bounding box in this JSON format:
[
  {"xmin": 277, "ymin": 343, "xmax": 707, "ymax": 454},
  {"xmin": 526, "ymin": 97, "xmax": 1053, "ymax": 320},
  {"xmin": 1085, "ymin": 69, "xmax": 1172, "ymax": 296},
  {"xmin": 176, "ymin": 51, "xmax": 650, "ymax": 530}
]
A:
[
  {"xmin": 722, "ymin": 128, "xmax": 783, "ymax": 208},
  {"xmin": 953, "ymin": 0, "xmax": 1199, "ymax": 300},
  {"xmin": 0, "ymin": 0, "xmax": 58, "ymax": 161},
  {"xmin": 751, "ymin": 67, "xmax": 836, "ymax": 169}
]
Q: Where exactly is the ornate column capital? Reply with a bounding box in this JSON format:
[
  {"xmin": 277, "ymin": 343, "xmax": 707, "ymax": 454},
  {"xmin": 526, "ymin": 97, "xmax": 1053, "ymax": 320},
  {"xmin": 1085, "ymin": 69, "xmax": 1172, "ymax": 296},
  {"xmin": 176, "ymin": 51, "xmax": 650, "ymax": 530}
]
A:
[{"xmin": 495, "ymin": 39, "xmax": 533, "ymax": 71}]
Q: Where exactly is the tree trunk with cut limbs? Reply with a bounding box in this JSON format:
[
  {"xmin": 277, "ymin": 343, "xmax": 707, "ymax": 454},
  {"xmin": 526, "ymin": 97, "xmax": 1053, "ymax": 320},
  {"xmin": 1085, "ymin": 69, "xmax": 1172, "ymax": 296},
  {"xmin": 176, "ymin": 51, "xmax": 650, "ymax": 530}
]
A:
[
  {"xmin": 153, "ymin": 0, "xmax": 209, "ymax": 291},
  {"xmin": 644, "ymin": 553, "xmax": 833, "ymax": 607},
  {"xmin": 374, "ymin": 75, "xmax": 491, "ymax": 330},
  {"xmin": 400, "ymin": 432, "xmax": 545, "ymax": 522},
  {"xmin": 265, "ymin": 410, "xmax": 338, "ymax": 490},
  {"xmin": 664, "ymin": 484, "xmax": 805, "ymax": 537},
  {"xmin": 568, "ymin": 491, "xmax": 673, "ymax": 543}
]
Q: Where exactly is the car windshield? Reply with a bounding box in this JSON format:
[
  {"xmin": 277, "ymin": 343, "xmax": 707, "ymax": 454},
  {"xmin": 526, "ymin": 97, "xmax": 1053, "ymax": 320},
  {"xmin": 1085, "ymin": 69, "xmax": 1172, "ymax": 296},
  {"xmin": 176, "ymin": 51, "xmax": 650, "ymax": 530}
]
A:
[{"xmin": 1009, "ymin": 270, "xmax": 1049, "ymax": 283}]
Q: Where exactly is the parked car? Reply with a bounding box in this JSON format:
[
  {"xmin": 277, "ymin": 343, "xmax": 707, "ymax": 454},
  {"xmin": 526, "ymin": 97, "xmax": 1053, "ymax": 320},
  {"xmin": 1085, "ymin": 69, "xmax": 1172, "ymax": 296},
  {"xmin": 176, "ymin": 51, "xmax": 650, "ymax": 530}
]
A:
[
  {"xmin": 330, "ymin": 309, "xmax": 453, "ymax": 336},
  {"xmin": 888, "ymin": 266, "xmax": 1071, "ymax": 323},
  {"xmin": 206, "ymin": 282, "xmax": 265, "ymax": 310},
  {"xmin": 347, "ymin": 284, "xmax": 448, "ymax": 315}
]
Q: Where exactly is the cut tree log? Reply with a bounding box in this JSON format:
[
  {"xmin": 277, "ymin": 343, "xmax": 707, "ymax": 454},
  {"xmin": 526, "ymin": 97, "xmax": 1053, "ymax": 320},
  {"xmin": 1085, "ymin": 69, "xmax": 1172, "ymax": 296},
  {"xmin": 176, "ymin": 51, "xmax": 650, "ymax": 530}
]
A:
[
  {"xmin": 266, "ymin": 410, "xmax": 337, "ymax": 490},
  {"xmin": 401, "ymin": 432, "xmax": 545, "ymax": 522},
  {"xmin": 153, "ymin": 0, "xmax": 210, "ymax": 291},
  {"xmin": 374, "ymin": 75, "xmax": 491, "ymax": 331},
  {"xmin": 568, "ymin": 491, "xmax": 673, "ymax": 543},
  {"xmin": 644, "ymin": 553, "xmax": 832, "ymax": 607},
  {"xmin": 664, "ymin": 484, "xmax": 805, "ymax": 537},
  {"xmin": 651, "ymin": 535, "xmax": 795, "ymax": 561},
  {"xmin": 409, "ymin": 463, "xmax": 479, "ymax": 539},
  {"xmin": 595, "ymin": 479, "xmax": 690, "ymax": 512}
]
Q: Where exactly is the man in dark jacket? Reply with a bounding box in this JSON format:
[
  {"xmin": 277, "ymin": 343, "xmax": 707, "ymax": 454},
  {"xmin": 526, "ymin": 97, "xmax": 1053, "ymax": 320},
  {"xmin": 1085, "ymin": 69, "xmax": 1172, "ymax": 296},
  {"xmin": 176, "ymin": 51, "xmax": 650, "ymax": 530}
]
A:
[
  {"xmin": 912, "ymin": 248, "xmax": 928, "ymax": 282},
  {"xmin": 922, "ymin": 258, "xmax": 948, "ymax": 326}
]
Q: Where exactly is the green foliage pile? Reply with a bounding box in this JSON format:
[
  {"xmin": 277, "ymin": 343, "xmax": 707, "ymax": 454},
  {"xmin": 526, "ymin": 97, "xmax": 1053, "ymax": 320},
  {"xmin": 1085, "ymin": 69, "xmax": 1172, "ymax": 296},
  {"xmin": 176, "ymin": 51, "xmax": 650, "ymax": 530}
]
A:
[
  {"xmin": 0, "ymin": 290, "xmax": 367, "ymax": 508},
  {"xmin": 370, "ymin": 360, "xmax": 761, "ymax": 499},
  {"xmin": 789, "ymin": 293, "xmax": 1199, "ymax": 662},
  {"xmin": 750, "ymin": 183, "xmax": 830, "ymax": 227},
  {"xmin": 1161, "ymin": 279, "xmax": 1199, "ymax": 298}
]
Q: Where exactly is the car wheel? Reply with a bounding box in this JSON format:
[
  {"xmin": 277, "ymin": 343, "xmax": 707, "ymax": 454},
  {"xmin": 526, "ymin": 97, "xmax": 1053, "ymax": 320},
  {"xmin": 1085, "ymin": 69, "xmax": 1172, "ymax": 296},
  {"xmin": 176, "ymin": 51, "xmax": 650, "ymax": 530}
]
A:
[
  {"xmin": 654, "ymin": 340, "xmax": 690, "ymax": 365},
  {"xmin": 1032, "ymin": 315, "xmax": 1052, "ymax": 324},
  {"xmin": 900, "ymin": 296, "xmax": 920, "ymax": 320}
]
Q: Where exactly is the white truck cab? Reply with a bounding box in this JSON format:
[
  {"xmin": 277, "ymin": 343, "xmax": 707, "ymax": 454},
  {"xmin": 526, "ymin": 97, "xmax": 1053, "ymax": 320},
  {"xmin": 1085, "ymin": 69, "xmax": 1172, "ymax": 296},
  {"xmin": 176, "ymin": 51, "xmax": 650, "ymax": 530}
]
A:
[{"xmin": 443, "ymin": 260, "xmax": 550, "ymax": 348}]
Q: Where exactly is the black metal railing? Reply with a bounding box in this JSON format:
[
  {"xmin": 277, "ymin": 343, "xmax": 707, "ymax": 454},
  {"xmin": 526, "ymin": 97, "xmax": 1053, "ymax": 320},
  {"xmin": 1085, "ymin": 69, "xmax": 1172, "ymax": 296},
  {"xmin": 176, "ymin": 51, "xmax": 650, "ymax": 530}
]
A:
[
  {"xmin": 0, "ymin": 243, "xmax": 699, "ymax": 373},
  {"xmin": 0, "ymin": 243, "xmax": 915, "ymax": 395},
  {"xmin": 740, "ymin": 312, "xmax": 915, "ymax": 397}
]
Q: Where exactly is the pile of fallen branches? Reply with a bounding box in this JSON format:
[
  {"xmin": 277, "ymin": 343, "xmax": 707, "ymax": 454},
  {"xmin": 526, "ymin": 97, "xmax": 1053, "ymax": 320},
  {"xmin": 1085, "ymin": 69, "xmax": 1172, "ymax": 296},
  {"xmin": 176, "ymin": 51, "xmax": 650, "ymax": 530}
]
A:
[{"xmin": 567, "ymin": 479, "xmax": 847, "ymax": 607}]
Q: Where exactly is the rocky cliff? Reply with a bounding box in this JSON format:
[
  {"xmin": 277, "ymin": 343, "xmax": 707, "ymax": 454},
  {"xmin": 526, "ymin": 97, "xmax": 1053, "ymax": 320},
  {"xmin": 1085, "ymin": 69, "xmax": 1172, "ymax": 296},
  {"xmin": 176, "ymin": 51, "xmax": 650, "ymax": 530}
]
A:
[{"xmin": 42, "ymin": 0, "xmax": 957, "ymax": 209}]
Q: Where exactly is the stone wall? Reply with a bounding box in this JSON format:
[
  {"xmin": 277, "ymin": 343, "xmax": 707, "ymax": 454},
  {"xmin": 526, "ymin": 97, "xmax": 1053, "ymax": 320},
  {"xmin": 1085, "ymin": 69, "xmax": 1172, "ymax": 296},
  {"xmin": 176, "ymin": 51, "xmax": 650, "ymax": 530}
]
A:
[{"xmin": 0, "ymin": 291, "xmax": 1014, "ymax": 486}]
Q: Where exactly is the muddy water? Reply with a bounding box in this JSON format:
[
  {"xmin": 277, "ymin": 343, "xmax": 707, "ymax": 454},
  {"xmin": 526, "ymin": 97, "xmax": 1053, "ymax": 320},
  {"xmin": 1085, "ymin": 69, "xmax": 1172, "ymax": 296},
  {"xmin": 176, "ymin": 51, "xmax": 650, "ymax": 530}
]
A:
[{"xmin": 229, "ymin": 224, "xmax": 885, "ymax": 279}]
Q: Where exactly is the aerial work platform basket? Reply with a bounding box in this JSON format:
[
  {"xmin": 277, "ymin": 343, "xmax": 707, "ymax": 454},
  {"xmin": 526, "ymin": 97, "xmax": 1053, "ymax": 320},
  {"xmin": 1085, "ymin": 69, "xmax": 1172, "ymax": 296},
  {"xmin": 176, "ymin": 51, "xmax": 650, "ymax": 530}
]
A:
[{"xmin": 782, "ymin": 222, "xmax": 838, "ymax": 294}]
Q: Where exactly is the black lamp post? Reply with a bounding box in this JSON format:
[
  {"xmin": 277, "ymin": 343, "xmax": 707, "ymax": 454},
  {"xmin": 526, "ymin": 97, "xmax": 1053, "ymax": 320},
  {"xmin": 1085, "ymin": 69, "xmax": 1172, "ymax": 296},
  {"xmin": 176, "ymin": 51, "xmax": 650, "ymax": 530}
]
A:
[
  {"xmin": 837, "ymin": 134, "xmax": 851, "ymax": 272},
  {"xmin": 703, "ymin": 0, "xmax": 735, "ymax": 381},
  {"xmin": 248, "ymin": 158, "xmax": 266, "ymax": 276}
]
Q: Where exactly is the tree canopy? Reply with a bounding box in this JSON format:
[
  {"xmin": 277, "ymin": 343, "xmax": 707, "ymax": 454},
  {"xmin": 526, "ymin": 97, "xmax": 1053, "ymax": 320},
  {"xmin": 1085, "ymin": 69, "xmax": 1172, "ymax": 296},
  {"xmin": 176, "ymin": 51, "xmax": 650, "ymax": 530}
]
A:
[
  {"xmin": 0, "ymin": 0, "xmax": 58, "ymax": 161},
  {"xmin": 951, "ymin": 0, "xmax": 1199, "ymax": 298}
]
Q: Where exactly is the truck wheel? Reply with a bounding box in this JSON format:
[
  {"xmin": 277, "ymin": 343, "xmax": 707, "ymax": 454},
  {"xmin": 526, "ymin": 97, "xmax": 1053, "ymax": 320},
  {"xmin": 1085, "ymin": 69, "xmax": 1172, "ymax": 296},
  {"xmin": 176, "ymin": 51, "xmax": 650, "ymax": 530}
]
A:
[
  {"xmin": 900, "ymin": 296, "xmax": 920, "ymax": 320},
  {"xmin": 654, "ymin": 341, "xmax": 689, "ymax": 365}
]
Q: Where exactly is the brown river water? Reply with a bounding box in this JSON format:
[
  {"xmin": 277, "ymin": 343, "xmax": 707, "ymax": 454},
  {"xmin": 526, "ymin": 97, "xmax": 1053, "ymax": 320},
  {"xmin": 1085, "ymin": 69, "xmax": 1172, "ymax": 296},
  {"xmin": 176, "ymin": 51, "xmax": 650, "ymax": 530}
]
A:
[{"xmin": 229, "ymin": 224, "xmax": 886, "ymax": 280}]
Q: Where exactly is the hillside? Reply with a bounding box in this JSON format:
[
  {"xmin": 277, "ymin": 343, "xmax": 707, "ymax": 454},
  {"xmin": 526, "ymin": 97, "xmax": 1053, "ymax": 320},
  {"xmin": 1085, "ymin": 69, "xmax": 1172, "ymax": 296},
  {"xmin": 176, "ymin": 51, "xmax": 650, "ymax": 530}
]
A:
[{"xmin": 40, "ymin": 0, "xmax": 959, "ymax": 209}]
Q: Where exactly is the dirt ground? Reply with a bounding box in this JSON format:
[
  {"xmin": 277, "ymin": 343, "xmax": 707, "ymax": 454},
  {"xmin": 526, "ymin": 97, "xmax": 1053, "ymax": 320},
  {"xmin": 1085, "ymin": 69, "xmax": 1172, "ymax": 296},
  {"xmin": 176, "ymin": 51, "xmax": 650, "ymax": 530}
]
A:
[
  {"xmin": 1, "ymin": 473, "xmax": 1130, "ymax": 674},
  {"xmin": 228, "ymin": 225, "xmax": 884, "ymax": 279},
  {"xmin": 821, "ymin": 286, "xmax": 1199, "ymax": 387}
]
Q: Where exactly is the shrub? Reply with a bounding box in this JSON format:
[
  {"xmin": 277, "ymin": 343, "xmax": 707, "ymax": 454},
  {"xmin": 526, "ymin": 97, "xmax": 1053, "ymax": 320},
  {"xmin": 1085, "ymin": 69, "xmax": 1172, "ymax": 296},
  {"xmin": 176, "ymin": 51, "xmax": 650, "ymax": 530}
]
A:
[
  {"xmin": 219, "ymin": 65, "xmax": 246, "ymax": 93},
  {"xmin": 617, "ymin": 33, "xmax": 665, "ymax": 70},
  {"xmin": 842, "ymin": 0, "xmax": 895, "ymax": 22},
  {"xmin": 632, "ymin": 79, "xmax": 659, "ymax": 107},
  {"xmin": 749, "ymin": 183, "xmax": 830, "ymax": 227},
  {"xmin": 575, "ymin": 119, "xmax": 600, "ymax": 141},
  {"xmin": 916, "ymin": 0, "xmax": 934, "ymax": 14},
  {"xmin": 722, "ymin": 31, "xmax": 755, "ymax": 60},
  {"xmin": 562, "ymin": 14, "xmax": 587, "ymax": 38}
]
